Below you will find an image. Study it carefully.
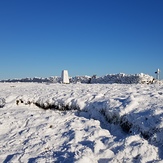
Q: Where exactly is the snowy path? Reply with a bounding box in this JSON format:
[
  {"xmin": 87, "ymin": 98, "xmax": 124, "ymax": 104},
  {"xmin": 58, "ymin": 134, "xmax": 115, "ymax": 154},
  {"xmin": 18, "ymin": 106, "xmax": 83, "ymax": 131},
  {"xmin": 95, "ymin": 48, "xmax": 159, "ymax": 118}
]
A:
[{"xmin": 0, "ymin": 83, "xmax": 163, "ymax": 162}]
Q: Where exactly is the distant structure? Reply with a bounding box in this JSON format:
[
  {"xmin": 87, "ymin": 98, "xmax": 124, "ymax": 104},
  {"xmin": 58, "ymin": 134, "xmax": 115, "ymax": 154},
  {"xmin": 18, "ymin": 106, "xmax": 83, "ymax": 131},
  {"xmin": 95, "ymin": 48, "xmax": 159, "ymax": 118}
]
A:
[
  {"xmin": 155, "ymin": 68, "xmax": 160, "ymax": 80},
  {"xmin": 61, "ymin": 70, "xmax": 70, "ymax": 84}
]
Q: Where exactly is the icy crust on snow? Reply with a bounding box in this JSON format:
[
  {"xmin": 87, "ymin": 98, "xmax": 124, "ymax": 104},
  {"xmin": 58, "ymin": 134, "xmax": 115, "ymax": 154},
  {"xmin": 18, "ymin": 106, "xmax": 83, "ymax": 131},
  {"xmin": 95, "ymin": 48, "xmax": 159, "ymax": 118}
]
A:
[
  {"xmin": 0, "ymin": 83, "xmax": 163, "ymax": 162},
  {"xmin": 0, "ymin": 73, "xmax": 159, "ymax": 84}
]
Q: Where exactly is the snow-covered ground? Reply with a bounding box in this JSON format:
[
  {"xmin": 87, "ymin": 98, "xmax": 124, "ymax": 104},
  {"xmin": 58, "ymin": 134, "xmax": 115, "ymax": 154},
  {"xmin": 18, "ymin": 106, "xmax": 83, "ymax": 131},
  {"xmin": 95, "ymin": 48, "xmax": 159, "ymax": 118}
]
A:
[{"xmin": 0, "ymin": 82, "xmax": 163, "ymax": 162}]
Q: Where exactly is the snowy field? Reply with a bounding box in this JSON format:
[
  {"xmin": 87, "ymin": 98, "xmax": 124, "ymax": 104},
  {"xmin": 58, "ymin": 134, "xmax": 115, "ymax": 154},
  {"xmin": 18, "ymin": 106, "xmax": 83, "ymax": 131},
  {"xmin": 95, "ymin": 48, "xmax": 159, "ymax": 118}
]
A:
[{"xmin": 0, "ymin": 82, "xmax": 163, "ymax": 162}]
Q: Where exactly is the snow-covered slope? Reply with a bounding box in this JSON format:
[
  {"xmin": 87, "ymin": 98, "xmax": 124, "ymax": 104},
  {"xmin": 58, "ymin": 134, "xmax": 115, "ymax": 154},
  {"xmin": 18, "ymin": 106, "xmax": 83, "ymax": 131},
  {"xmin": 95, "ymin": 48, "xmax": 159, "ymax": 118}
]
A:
[{"xmin": 0, "ymin": 83, "xmax": 163, "ymax": 162}]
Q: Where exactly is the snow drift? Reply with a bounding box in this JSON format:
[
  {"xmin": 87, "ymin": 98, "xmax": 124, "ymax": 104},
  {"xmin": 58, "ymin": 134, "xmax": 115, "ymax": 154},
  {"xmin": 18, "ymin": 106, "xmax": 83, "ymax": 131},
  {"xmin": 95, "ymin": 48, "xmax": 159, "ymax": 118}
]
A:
[{"xmin": 1, "ymin": 83, "xmax": 163, "ymax": 162}]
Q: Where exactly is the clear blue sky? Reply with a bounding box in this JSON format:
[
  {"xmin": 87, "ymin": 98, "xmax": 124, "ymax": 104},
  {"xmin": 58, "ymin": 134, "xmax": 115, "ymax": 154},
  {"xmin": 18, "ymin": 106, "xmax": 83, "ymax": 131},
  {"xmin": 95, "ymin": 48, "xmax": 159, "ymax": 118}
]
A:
[{"xmin": 0, "ymin": 0, "xmax": 163, "ymax": 79}]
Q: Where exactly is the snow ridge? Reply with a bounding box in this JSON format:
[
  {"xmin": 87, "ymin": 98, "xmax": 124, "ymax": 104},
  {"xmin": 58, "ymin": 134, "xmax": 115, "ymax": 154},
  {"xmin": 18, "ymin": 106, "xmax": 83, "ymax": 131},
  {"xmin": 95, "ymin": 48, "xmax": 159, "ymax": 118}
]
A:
[
  {"xmin": 0, "ymin": 73, "xmax": 159, "ymax": 84},
  {"xmin": 13, "ymin": 84, "xmax": 163, "ymax": 146}
]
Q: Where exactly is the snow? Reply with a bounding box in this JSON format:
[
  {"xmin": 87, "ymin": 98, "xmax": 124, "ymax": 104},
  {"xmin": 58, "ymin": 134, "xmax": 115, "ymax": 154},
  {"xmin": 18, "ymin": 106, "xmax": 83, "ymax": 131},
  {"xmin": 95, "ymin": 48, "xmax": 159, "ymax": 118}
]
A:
[
  {"xmin": 1, "ymin": 73, "xmax": 161, "ymax": 84},
  {"xmin": 0, "ymin": 98, "xmax": 5, "ymax": 108},
  {"xmin": 0, "ymin": 82, "xmax": 163, "ymax": 162}
]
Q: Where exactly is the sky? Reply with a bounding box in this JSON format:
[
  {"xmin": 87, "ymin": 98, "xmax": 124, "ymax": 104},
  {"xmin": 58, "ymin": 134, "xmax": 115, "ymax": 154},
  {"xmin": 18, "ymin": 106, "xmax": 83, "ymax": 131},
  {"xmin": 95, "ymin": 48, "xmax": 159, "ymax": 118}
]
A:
[{"xmin": 0, "ymin": 0, "xmax": 163, "ymax": 79}]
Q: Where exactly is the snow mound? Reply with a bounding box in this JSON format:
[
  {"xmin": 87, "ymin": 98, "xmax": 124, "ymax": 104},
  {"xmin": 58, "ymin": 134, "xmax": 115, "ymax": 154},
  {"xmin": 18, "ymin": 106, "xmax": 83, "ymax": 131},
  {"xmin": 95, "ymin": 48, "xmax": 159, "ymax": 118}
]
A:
[
  {"xmin": 91, "ymin": 73, "xmax": 155, "ymax": 84},
  {"xmin": 69, "ymin": 73, "xmax": 156, "ymax": 84}
]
